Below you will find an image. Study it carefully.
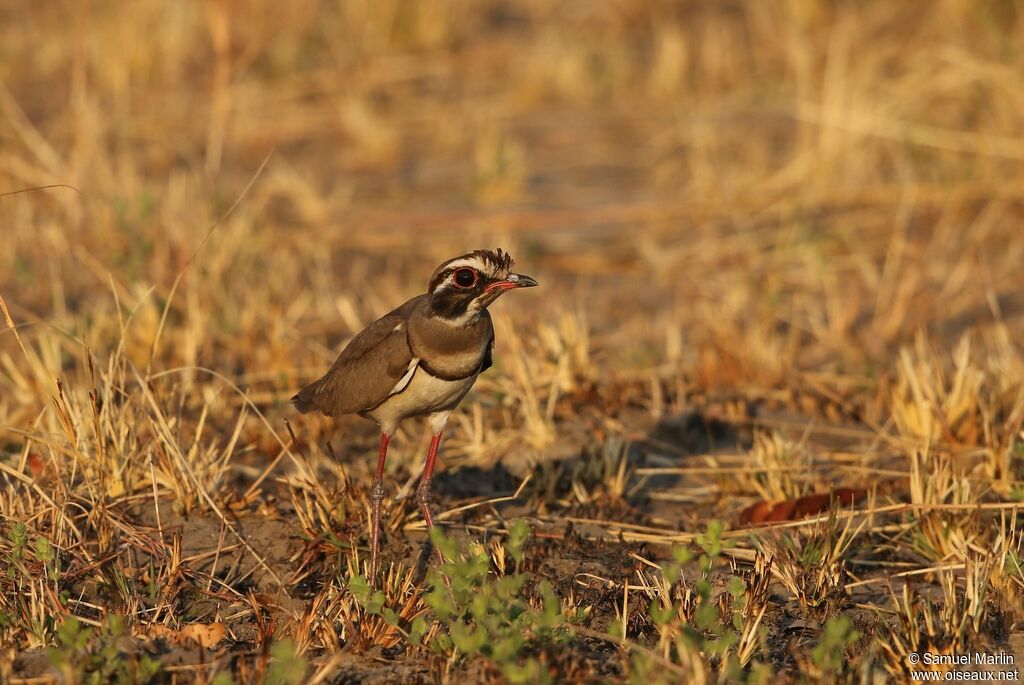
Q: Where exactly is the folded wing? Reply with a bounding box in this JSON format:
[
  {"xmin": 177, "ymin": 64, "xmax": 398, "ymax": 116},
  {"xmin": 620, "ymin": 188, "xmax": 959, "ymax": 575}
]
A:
[{"xmin": 292, "ymin": 296, "xmax": 422, "ymax": 416}]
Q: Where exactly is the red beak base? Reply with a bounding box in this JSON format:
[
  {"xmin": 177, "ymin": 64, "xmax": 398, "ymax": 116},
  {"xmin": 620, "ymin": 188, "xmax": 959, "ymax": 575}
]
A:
[{"xmin": 484, "ymin": 273, "xmax": 539, "ymax": 293}]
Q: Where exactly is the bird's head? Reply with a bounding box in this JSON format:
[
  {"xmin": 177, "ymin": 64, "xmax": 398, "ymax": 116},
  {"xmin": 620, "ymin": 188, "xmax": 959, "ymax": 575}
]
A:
[{"xmin": 427, "ymin": 249, "xmax": 538, "ymax": 323}]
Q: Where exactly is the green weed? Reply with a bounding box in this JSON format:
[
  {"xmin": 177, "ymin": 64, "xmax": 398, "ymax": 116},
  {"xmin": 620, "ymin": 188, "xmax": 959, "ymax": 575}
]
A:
[
  {"xmin": 349, "ymin": 519, "xmax": 575, "ymax": 682},
  {"xmin": 265, "ymin": 638, "xmax": 307, "ymax": 685},
  {"xmin": 46, "ymin": 616, "xmax": 161, "ymax": 685},
  {"xmin": 811, "ymin": 616, "xmax": 861, "ymax": 675},
  {"xmin": 625, "ymin": 521, "xmax": 772, "ymax": 683}
]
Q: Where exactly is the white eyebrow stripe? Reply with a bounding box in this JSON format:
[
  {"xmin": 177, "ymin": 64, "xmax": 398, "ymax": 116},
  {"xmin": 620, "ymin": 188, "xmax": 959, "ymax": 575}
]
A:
[{"xmin": 443, "ymin": 257, "xmax": 489, "ymax": 272}]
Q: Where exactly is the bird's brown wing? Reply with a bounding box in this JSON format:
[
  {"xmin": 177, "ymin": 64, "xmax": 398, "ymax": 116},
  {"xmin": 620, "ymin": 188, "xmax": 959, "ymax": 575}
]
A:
[{"xmin": 292, "ymin": 296, "xmax": 423, "ymax": 417}]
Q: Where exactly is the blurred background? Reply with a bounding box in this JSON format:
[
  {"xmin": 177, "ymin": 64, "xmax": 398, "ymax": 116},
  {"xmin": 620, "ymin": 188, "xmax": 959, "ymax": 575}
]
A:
[{"xmin": 2, "ymin": 0, "xmax": 1024, "ymax": 460}]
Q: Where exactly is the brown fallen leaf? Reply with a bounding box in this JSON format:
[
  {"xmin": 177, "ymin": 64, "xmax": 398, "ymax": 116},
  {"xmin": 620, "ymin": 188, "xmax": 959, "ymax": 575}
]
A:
[
  {"xmin": 738, "ymin": 488, "xmax": 866, "ymax": 525},
  {"xmin": 27, "ymin": 453, "xmax": 51, "ymax": 480},
  {"xmin": 143, "ymin": 621, "xmax": 226, "ymax": 648},
  {"xmin": 179, "ymin": 622, "xmax": 226, "ymax": 648}
]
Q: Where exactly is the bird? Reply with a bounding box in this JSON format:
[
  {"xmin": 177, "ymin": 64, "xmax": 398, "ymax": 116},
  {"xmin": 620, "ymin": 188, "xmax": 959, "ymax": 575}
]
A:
[{"xmin": 292, "ymin": 249, "xmax": 538, "ymax": 584}]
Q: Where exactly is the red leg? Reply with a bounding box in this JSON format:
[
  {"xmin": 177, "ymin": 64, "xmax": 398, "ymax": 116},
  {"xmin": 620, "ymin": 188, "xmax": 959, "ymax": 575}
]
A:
[
  {"xmin": 416, "ymin": 431, "xmax": 445, "ymax": 566},
  {"xmin": 369, "ymin": 432, "xmax": 390, "ymax": 586}
]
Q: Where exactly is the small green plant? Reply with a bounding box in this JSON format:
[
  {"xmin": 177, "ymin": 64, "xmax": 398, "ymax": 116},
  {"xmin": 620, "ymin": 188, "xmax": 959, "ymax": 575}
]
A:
[
  {"xmin": 8, "ymin": 522, "xmax": 28, "ymax": 570},
  {"xmin": 348, "ymin": 519, "xmax": 574, "ymax": 683},
  {"xmin": 344, "ymin": 563, "xmax": 432, "ymax": 650},
  {"xmin": 423, "ymin": 522, "xmax": 572, "ymax": 683},
  {"xmin": 46, "ymin": 616, "xmax": 161, "ymax": 685},
  {"xmin": 264, "ymin": 638, "xmax": 307, "ymax": 685},
  {"xmin": 811, "ymin": 616, "xmax": 861, "ymax": 674},
  {"xmin": 2, "ymin": 523, "xmax": 65, "ymax": 646},
  {"xmin": 34, "ymin": 536, "xmax": 59, "ymax": 581},
  {"xmin": 629, "ymin": 521, "xmax": 772, "ymax": 682}
]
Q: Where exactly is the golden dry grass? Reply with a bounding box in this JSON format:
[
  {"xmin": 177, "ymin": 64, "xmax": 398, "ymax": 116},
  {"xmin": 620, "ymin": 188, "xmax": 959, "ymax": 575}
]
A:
[{"xmin": 2, "ymin": 0, "xmax": 1024, "ymax": 682}]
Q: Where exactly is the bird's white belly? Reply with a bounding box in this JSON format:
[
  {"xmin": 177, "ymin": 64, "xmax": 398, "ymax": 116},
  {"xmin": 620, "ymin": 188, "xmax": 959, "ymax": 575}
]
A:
[{"xmin": 367, "ymin": 366, "xmax": 477, "ymax": 433}]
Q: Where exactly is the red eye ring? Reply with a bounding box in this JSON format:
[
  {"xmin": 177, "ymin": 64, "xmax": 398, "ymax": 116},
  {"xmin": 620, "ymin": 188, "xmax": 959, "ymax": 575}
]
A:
[{"xmin": 453, "ymin": 268, "xmax": 478, "ymax": 288}]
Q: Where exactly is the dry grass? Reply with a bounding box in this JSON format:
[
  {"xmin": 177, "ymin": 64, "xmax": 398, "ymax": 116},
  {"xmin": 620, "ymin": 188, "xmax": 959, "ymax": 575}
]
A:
[{"xmin": 3, "ymin": 0, "xmax": 1024, "ymax": 682}]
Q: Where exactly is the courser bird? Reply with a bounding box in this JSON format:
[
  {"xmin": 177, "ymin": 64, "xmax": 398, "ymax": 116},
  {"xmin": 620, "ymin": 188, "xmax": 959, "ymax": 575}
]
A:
[{"xmin": 292, "ymin": 249, "xmax": 538, "ymax": 584}]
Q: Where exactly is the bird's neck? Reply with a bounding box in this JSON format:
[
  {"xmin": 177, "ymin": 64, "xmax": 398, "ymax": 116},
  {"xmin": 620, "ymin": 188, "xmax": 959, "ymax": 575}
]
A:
[
  {"xmin": 409, "ymin": 305, "xmax": 491, "ymax": 356},
  {"xmin": 431, "ymin": 307, "xmax": 484, "ymax": 327},
  {"xmin": 426, "ymin": 291, "xmax": 482, "ymax": 326}
]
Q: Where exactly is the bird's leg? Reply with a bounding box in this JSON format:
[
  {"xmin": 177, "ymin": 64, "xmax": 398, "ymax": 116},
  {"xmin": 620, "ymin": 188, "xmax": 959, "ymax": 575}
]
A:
[
  {"xmin": 416, "ymin": 431, "xmax": 445, "ymax": 567},
  {"xmin": 369, "ymin": 431, "xmax": 390, "ymax": 587}
]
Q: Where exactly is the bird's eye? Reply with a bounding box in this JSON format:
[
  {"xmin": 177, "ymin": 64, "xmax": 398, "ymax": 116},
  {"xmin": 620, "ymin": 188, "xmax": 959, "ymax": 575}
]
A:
[{"xmin": 453, "ymin": 268, "xmax": 477, "ymax": 288}]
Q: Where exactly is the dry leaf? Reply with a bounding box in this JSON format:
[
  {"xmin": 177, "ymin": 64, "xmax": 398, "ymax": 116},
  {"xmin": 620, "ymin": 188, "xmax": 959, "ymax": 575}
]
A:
[
  {"xmin": 738, "ymin": 488, "xmax": 866, "ymax": 525},
  {"xmin": 179, "ymin": 622, "xmax": 226, "ymax": 648},
  {"xmin": 143, "ymin": 622, "xmax": 226, "ymax": 648}
]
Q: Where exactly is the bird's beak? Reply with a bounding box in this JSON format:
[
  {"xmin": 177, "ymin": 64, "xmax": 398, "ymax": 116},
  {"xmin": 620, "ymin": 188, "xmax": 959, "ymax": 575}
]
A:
[{"xmin": 484, "ymin": 273, "xmax": 539, "ymax": 292}]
